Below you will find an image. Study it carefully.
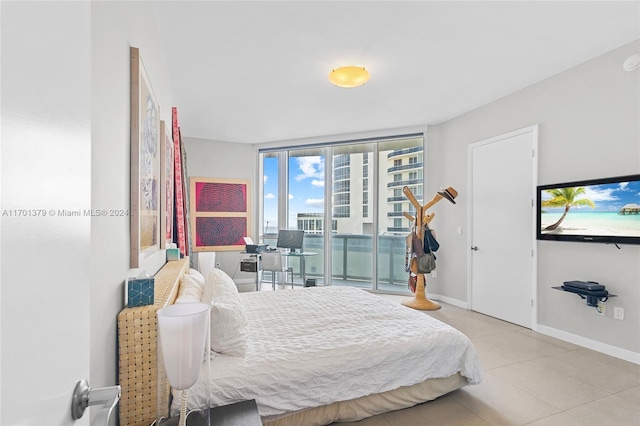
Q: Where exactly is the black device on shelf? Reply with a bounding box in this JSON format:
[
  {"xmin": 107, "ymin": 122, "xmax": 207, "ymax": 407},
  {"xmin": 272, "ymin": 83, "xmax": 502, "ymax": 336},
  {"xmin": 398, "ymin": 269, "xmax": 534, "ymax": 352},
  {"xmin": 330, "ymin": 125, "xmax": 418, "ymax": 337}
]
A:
[
  {"xmin": 562, "ymin": 280, "xmax": 605, "ymax": 292},
  {"xmin": 553, "ymin": 280, "xmax": 616, "ymax": 307}
]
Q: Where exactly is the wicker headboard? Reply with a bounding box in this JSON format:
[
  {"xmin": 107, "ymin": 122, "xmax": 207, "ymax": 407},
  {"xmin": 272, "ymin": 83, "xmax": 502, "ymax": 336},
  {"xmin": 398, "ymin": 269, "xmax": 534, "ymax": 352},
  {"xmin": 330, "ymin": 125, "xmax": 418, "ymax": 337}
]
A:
[{"xmin": 117, "ymin": 257, "xmax": 189, "ymax": 426}]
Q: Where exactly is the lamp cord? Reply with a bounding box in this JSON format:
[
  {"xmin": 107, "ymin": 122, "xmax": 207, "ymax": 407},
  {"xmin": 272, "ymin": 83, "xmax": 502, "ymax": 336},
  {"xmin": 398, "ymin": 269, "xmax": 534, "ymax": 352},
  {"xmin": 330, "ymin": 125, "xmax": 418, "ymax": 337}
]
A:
[{"xmin": 179, "ymin": 389, "xmax": 188, "ymax": 426}]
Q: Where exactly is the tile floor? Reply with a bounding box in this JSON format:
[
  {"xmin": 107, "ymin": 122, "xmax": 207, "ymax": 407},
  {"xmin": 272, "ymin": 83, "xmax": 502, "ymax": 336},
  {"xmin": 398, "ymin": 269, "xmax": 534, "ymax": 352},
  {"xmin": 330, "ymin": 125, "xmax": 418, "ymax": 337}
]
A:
[{"xmin": 331, "ymin": 295, "xmax": 640, "ymax": 426}]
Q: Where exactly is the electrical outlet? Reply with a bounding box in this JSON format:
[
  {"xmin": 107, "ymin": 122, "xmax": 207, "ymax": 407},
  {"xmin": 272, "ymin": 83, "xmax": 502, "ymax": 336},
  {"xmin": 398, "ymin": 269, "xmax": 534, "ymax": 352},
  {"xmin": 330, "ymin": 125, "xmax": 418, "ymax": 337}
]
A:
[
  {"xmin": 431, "ymin": 270, "xmax": 437, "ymax": 279},
  {"xmin": 613, "ymin": 306, "xmax": 624, "ymax": 320},
  {"xmin": 596, "ymin": 300, "xmax": 606, "ymax": 316}
]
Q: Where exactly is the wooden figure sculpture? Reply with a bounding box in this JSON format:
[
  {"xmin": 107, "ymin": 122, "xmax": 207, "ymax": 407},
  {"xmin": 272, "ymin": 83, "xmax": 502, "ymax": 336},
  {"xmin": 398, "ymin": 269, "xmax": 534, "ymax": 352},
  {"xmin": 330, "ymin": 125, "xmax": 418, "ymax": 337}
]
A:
[{"xmin": 402, "ymin": 185, "xmax": 458, "ymax": 311}]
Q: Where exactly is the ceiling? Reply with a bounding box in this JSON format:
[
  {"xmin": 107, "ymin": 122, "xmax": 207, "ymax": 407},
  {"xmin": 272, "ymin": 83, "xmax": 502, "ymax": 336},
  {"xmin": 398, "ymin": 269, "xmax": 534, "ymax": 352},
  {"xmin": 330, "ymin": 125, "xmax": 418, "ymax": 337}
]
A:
[{"xmin": 154, "ymin": 1, "xmax": 640, "ymax": 144}]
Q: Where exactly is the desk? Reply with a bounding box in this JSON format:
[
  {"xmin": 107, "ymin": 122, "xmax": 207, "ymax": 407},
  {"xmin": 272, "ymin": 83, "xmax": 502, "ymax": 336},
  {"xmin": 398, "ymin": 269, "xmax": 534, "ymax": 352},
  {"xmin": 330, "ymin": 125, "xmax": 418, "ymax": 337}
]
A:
[
  {"xmin": 282, "ymin": 251, "xmax": 317, "ymax": 285},
  {"xmin": 241, "ymin": 251, "xmax": 317, "ymax": 289}
]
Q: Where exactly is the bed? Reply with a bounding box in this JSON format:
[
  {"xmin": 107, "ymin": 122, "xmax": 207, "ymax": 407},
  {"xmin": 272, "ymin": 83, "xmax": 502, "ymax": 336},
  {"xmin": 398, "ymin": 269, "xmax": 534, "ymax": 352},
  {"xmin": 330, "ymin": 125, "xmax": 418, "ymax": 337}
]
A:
[{"xmin": 117, "ymin": 259, "xmax": 483, "ymax": 426}]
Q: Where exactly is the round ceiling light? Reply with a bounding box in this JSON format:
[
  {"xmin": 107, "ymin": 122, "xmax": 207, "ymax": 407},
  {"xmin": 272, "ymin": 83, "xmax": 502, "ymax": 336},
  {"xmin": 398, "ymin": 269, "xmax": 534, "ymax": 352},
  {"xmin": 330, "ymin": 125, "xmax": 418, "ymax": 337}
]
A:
[
  {"xmin": 623, "ymin": 53, "xmax": 640, "ymax": 71},
  {"xmin": 328, "ymin": 66, "xmax": 370, "ymax": 88}
]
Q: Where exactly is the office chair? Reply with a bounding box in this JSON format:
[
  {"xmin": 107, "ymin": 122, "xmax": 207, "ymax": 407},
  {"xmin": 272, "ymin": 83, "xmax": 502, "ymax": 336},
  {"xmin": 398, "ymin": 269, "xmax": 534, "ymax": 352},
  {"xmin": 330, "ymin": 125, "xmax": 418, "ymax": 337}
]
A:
[{"xmin": 260, "ymin": 251, "xmax": 294, "ymax": 290}]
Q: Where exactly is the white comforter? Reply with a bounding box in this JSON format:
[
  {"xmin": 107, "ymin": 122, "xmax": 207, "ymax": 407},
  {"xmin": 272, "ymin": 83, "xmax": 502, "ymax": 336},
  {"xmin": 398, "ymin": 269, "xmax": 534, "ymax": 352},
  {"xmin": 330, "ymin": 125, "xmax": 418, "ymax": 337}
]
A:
[{"xmin": 181, "ymin": 286, "xmax": 483, "ymax": 417}]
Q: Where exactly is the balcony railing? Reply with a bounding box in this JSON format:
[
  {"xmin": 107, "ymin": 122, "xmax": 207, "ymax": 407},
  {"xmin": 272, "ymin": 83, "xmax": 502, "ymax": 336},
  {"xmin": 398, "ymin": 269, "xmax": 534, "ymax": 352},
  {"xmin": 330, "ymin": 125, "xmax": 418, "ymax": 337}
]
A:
[
  {"xmin": 387, "ymin": 146, "xmax": 422, "ymax": 159},
  {"xmin": 387, "ymin": 162, "xmax": 423, "ymax": 173},
  {"xmin": 388, "ymin": 179, "xmax": 422, "ymax": 188},
  {"xmin": 261, "ymin": 233, "xmax": 410, "ymax": 291}
]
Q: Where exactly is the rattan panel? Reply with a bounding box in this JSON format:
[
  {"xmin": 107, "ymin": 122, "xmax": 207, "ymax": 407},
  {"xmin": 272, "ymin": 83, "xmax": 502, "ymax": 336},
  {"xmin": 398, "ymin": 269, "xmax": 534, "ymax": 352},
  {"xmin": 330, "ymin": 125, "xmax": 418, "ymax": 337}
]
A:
[{"xmin": 118, "ymin": 258, "xmax": 188, "ymax": 426}]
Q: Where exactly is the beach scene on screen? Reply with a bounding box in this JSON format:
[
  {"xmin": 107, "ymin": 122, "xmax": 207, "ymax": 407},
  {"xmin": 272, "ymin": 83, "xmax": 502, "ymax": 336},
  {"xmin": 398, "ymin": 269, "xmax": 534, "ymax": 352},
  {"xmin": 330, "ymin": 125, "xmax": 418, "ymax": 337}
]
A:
[{"xmin": 540, "ymin": 179, "xmax": 640, "ymax": 237}]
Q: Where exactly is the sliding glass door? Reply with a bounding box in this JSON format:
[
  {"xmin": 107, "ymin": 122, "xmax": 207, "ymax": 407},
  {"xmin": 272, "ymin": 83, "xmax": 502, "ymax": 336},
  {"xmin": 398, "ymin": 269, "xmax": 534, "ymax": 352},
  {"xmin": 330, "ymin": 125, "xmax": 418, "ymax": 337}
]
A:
[
  {"xmin": 330, "ymin": 144, "xmax": 375, "ymax": 288},
  {"xmin": 259, "ymin": 134, "xmax": 424, "ymax": 293},
  {"xmin": 376, "ymin": 138, "xmax": 423, "ymax": 292},
  {"xmin": 287, "ymin": 148, "xmax": 325, "ymax": 285}
]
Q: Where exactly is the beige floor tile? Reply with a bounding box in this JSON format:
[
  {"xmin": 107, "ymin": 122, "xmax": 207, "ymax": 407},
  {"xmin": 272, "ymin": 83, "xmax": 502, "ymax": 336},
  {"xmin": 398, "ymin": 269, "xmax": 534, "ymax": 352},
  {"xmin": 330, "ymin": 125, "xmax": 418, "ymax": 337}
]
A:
[
  {"xmin": 470, "ymin": 337, "xmax": 529, "ymax": 371},
  {"xmin": 452, "ymin": 372, "xmax": 562, "ymax": 425},
  {"xmin": 571, "ymin": 348, "xmax": 640, "ymax": 376},
  {"xmin": 615, "ymin": 386, "xmax": 640, "ymax": 406},
  {"xmin": 534, "ymin": 350, "xmax": 640, "ymax": 394},
  {"xmin": 490, "ymin": 360, "xmax": 610, "ymax": 410},
  {"xmin": 566, "ymin": 395, "xmax": 640, "ymax": 426},
  {"xmin": 478, "ymin": 330, "xmax": 571, "ymax": 361},
  {"xmin": 525, "ymin": 412, "xmax": 593, "ymax": 426},
  {"xmin": 515, "ymin": 329, "xmax": 582, "ymax": 352}
]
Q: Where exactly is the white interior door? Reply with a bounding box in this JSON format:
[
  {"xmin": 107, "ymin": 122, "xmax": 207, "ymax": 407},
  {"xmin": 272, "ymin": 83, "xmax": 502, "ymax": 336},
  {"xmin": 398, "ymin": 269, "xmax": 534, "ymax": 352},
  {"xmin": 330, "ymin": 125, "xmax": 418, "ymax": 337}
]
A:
[
  {"xmin": 1, "ymin": 3, "xmax": 92, "ymax": 424},
  {"xmin": 468, "ymin": 126, "xmax": 537, "ymax": 328}
]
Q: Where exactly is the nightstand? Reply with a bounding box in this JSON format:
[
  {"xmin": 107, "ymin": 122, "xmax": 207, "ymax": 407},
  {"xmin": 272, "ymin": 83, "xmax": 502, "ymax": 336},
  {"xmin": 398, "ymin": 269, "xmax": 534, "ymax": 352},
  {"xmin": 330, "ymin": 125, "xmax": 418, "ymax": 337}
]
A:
[{"xmin": 186, "ymin": 400, "xmax": 262, "ymax": 426}]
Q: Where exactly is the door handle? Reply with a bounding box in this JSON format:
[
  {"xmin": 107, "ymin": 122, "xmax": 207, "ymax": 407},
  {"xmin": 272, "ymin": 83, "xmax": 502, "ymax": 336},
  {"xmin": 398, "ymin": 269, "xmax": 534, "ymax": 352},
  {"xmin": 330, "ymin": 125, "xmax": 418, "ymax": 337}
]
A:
[
  {"xmin": 72, "ymin": 379, "xmax": 121, "ymax": 426},
  {"xmin": 471, "ymin": 246, "xmax": 479, "ymax": 251}
]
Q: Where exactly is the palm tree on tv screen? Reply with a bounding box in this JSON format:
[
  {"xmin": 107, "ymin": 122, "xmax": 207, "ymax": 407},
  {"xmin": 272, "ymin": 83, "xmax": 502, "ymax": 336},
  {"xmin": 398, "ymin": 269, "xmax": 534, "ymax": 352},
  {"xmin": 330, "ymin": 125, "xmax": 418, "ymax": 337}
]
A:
[{"xmin": 542, "ymin": 187, "xmax": 595, "ymax": 231}]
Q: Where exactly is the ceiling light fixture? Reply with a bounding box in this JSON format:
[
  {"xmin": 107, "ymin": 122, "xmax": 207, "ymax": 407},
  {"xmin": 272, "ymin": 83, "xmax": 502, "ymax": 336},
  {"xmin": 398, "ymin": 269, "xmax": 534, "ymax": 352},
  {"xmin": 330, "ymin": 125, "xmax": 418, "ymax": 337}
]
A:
[
  {"xmin": 329, "ymin": 66, "xmax": 370, "ymax": 88},
  {"xmin": 623, "ymin": 53, "xmax": 640, "ymax": 71}
]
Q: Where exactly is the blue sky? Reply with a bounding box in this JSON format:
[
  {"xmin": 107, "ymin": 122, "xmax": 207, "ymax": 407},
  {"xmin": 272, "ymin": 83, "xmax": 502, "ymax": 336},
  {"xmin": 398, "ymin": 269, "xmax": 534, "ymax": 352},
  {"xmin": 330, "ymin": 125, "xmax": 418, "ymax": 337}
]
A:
[
  {"xmin": 263, "ymin": 156, "xmax": 326, "ymax": 229},
  {"xmin": 541, "ymin": 179, "xmax": 640, "ymax": 212}
]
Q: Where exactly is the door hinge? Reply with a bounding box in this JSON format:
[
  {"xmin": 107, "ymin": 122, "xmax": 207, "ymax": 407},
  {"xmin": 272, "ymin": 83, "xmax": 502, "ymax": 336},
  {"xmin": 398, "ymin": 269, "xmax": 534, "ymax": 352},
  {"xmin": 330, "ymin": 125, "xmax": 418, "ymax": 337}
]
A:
[
  {"xmin": 531, "ymin": 249, "xmax": 534, "ymax": 257},
  {"xmin": 531, "ymin": 299, "xmax": 535, "ymax": 307}
]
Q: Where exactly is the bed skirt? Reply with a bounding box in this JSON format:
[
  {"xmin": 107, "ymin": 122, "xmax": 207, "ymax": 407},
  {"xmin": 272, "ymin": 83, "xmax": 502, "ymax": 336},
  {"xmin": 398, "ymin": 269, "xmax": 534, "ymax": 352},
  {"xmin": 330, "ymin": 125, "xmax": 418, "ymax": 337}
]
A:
[{"xmin": 262, "ymin": 372, "xmax": 467, "ymax": 426}]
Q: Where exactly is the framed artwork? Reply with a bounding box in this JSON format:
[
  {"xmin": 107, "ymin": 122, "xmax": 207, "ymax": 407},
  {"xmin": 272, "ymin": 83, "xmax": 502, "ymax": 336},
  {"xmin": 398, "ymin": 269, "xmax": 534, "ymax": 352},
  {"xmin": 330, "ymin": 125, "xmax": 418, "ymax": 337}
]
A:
[
  {"xmin": 130, "ymin": 46, "xmax": 160, "ymax": 268},
  {"xmin": 179, "ymin": 129, "xmax": 191, "ymax": 254},
  {"xmin": 189, "ymin": 177, "xmax": 250, "ymax": 252},
  {"xmin": 159, "ymin": 120, "xmax": 174, "ymax": 248},
  {"xmin": 172, "ymin": 107, "xmax": 187, "ymax": 256}
]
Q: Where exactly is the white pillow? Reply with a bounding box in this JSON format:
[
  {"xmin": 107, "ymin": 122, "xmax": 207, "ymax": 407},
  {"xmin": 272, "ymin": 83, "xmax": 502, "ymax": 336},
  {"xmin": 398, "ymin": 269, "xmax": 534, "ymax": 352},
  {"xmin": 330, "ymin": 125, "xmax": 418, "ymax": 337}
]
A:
[
  {"xmin": 200, "ymin": 267, "xmax": 232, "ymax": 305},
  {"xmin": 188, "ymin": 268, "xmax": 206, "ymax": 290},
  {"xmin": 206, "ymin": 269, "xmax": 247, "ymax": 356},
  {"xmin": 206, "ymin": 268, "xmax": 239, "ymax": 297},
  {"xmin": 175, "ymin": 274, "xmax": 203, "ymax": 304}
]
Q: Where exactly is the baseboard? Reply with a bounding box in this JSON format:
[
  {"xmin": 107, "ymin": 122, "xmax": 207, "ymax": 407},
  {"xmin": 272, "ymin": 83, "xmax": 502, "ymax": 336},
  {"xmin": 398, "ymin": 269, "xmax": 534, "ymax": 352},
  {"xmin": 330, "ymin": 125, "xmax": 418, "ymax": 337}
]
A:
[
  {"xmin": 536, "ymin": 324, "xmax": 640, "ymax": 365},
  {"xmin": 428, "ymin": 293, "xmax": 468, "ymax": 309}
]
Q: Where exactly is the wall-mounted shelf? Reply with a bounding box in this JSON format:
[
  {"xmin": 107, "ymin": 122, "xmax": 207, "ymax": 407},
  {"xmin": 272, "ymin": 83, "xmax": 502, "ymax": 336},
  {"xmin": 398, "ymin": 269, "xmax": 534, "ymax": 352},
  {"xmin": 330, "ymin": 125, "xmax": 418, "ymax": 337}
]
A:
[{"xmin": 552, "ymin": 286, "xmax": 616, "ymax": 307}]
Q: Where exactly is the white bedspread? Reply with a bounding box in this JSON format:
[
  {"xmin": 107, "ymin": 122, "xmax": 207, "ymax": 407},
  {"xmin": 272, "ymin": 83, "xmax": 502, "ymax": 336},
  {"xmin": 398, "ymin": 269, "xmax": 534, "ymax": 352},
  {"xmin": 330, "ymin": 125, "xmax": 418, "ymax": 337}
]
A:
[{"xmin": 179, "ymin": 286, "xmax": 483, "ymax": 417}]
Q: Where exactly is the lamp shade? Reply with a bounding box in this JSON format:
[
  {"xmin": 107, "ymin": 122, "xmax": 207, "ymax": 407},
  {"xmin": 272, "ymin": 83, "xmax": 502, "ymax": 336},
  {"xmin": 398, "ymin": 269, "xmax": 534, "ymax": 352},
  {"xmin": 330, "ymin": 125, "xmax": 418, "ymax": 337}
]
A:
[
  {"xmin": 157, "ymin": 303, "xmax": 209, "ymax": 390},
  {"xmin": 329, "ymin": 66, "xmax": 370, "ymax": 88}
]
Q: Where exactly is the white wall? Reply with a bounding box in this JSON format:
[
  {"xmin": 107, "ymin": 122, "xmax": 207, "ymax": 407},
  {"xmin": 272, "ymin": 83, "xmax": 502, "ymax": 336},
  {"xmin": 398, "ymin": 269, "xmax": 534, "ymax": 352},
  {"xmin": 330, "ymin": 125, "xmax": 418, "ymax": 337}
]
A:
[
  {"xmin": 428, "ymin": 40, "xmax": 640, "ymax": 357},
  {"xmin": 91, "ymin": 1, "xmax": 174, "ymax": 420}
]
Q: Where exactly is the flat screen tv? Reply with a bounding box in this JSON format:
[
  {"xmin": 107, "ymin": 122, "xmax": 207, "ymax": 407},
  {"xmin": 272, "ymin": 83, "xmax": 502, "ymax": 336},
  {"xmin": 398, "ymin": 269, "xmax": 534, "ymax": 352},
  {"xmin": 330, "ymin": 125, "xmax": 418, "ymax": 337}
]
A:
[
  {"xmin": 276, "ymin": 230, "xmax": 305, "ymax": 252},
  {"xmin": 537, "ymin": 174, "xmax": 640, "ymax": 245}
]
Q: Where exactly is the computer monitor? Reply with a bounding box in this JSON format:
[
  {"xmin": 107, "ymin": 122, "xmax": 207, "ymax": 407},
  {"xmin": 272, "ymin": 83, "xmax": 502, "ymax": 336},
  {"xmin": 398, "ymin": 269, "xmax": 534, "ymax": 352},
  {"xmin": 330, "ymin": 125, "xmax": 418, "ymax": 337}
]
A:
[{"xmin": 276, "ymin": 230, "xmax": 304, "ymax": 253}]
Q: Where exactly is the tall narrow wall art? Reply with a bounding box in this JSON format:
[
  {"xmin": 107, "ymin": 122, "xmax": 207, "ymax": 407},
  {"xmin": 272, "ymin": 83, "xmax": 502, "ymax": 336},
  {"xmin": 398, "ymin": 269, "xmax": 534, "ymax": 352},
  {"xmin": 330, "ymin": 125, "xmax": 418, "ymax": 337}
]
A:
[
  {"xmin": 130, "ymin": 46, "xmax": 160, "ymax": 268},
  {"xmin": 172, "ymin": 107, "xmax": 187, "ymax": 256},
  {"xmin": 160, "ymin": 120, "xmax": 174, "ymax": 248}
]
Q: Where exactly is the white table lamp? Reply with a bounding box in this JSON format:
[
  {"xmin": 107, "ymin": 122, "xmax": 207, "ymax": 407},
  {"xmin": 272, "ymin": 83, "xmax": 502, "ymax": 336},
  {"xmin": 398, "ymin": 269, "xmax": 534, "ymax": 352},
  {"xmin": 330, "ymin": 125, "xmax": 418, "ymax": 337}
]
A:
[{"xmin": 157, "ymin": 302, "xmax": 209, "ymax": 426}]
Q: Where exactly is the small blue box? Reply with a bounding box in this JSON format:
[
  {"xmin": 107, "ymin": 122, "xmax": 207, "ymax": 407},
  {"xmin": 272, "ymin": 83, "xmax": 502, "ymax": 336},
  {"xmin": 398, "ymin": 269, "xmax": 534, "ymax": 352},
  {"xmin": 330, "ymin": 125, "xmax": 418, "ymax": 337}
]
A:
[
  {"xmin": 166, "ymin": 248, "xmax": 180, "ymax": 261},
  {"xmin": 127, "ymin": 277, "xmax": 154, "ymax": 307}
]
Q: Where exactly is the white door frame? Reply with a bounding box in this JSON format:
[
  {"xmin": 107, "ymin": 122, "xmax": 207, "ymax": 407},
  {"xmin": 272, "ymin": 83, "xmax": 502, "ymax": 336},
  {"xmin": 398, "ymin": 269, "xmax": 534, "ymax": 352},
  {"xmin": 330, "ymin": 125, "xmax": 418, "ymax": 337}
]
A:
[{"xmin": 467, "ymin": 124, "xmax": 538, "ymax": 330}]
